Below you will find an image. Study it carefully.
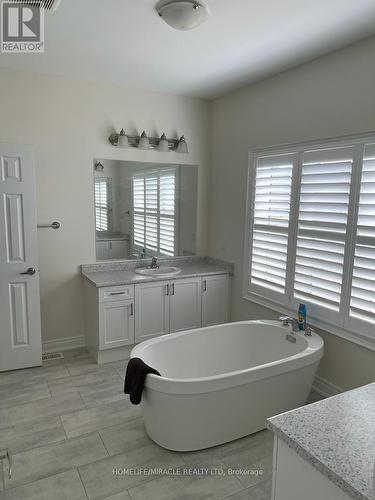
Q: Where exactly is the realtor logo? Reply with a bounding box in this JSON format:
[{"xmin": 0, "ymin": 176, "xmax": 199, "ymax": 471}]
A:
[{"xmin": 1, "ymin": 1, "xmax": 44, "ymax": 53}]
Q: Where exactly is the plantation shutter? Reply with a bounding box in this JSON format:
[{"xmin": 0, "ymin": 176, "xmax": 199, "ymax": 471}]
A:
[
  {"xmin": 249, "ymin": 154, "xmax": 294, "ymax": 294},
  {"xmin": 95, "ymin": 177, "xmax": 112, "ymax": 232},
  {"xmin": 132, "ymin": 169, "xmax": 176, "ymax": 256},
  {"xmin": 159, "ymin": 172, "xmax": 176, "ymax": 256},
  {"xmin": 350, "ymin": 144, "xmax": 375, "ymax": 322},
  {"xmin": 133, "ymin": 176, "xmax": 145, "ymax": 248},
  {"xmin": 293, "ymin": 147, "xmax": 353, "ymax": 311}
]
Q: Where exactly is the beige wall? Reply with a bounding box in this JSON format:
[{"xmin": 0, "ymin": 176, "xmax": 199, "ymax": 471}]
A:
[
  {"xmin": 0, "ymin": 68, "xmax": 211, "ymax": 344},
  {"xmin": 210, "ymin": 36, "xmax": 375, "ymax": 391}
]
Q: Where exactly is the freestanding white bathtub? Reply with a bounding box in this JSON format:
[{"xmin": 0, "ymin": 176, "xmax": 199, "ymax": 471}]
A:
[{"xmin": 131, "ymin": 320, "xmax": 324, "ymax": 451}]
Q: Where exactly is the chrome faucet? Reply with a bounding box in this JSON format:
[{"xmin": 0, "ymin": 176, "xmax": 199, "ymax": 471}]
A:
[
  {"xmin": 150, "ymin": 257, "xmax": 159, "ymax": 269},
  {"xmin": 279, "ymin": 316, "xmax": 300, "ymax": 332},
  {"xmin": 279, "ymin": 315, "xmax": 313, "ymax": 336}
]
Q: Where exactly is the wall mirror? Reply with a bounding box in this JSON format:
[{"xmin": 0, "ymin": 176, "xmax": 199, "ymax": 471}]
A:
[{"xmin": 94, "ymin": 159, "xmax": 198, "ymax": 261}]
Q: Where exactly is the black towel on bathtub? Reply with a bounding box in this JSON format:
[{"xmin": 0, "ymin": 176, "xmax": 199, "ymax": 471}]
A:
[{"xmin": 124, "ymin": 357, "xmax": 161, "ymax": 405}]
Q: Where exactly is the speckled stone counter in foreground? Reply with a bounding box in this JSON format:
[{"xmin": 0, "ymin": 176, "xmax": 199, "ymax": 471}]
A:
[
  {"xmin": 81, "ymin": 256, "xmax": 234, "ymax": 288},
  {"xmin": 267, "ymin": 383, "xmax": 375, "ymax": 500}
]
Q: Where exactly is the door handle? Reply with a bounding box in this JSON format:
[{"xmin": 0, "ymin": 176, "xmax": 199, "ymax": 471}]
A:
[
  {"xmin": 203, "ymin": 280, "xmax": 207, "ymax": 292},
  {"xmin": 130, "ymin": 303, "xmax": 134, "ymax": 316},
  {"xmin": 20, "ymin": 267, "xmax": 36, "ymax": 275},
  {"xmin": 171, "ymin": 283, "xmax": 175, "ymax": 295},
  {"xmin": 166, "ymin": 284, "xmax": 170, "ymax": 296}
]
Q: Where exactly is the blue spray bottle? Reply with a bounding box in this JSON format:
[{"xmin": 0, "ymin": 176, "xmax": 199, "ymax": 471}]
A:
[{"xmin": 298, "ymin": 303, "xmax": 306, "ymax": 331}]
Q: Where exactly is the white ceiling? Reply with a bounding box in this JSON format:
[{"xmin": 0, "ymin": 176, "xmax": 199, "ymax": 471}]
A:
[{"xmin": 1, "ymin": 0, "xmax": 375, "ymax": 99}]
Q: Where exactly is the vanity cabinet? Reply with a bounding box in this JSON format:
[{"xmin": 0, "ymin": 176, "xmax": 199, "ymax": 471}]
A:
[
  {"xmin": 98, "ymin": 285, "xmax": 134, "ymax": 349},
  {"xmin": 134, "ymin": 277, "xmax": 202, "ymax": 343},
  {"xmin": 135, "ymin": 280, "xmax": 170, "ymax": 343},
  {"xmin": 272, "ymin": 438, "xmax": 352, "ymax": 500},
  {"xmin": 85, "ymin": 273, "xmax": 231, "ymax": 363},
  {"xmin": 169, "ymin": 278, "xmax": 202, "ymax": 333},
  {"xmin": 202, "ymin": 274, "xmax": 230, "ymax": 327},
  {"xmin": 96, "ymin": 240, "xmax": 128, "ymax": 260},
  {"xmin": 134, "ymin": 275, "xmax": 229, "ymax": 343},
  {"xmin": 100, "ymin": 300, "xmax": 134, "ymax": 349}
]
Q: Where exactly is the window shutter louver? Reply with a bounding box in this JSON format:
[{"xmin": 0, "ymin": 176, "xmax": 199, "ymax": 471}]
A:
[
  {"xmin": 246, "ymin": 135, "xmax": 375, "ymax": 344},
  {"xmin": 293, "ymin": 147, "xmax": 353, "ymax": 311},
  {"xmin": 350, "ymin": 144, "xmax": 375, "ymax": 322},
  {"xmin": 249, "ymin": 155, "xmax": 294, "ymax": 294},
  {"xmin": 132, "ymin": 169, "xmax": 176, "ymax": 256},
  {"xmin": 95, "ymin": 178, "xmax": 112, "ymax": 232}
]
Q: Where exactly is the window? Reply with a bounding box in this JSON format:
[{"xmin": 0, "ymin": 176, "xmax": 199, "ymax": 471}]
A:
[
  {"xmin": 245, "ymin": 133, "xmax": 375, "ymax": 345},
  {"xmin": 95, "ymin": 177, "xmax": 112, "ymax": 232},
  {"xmin": 132, "ymin": 168, "xmax": 177, "ymax": 256}
]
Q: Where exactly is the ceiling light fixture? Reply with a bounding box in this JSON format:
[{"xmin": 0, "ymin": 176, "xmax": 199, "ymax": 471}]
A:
[{"xmin": 156, "ymin": 0, "xmax": 209, "ymax": 31}]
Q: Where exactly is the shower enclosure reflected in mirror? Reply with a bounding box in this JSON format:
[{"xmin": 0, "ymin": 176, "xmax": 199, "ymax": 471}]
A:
[{"xmin": 94, "ymin": 159, "xmax": 198, "ymax": 261}]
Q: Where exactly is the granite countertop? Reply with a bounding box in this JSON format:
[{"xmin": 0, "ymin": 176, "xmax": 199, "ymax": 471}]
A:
[
  {"xmin": 267, "ymin": 383, "xmax": 375, "ymax": 500},
  {"xmin": 81, "ymin": 256, "xmax": 234, "ymax": 288}
]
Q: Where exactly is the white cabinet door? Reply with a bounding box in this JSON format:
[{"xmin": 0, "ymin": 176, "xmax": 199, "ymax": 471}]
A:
[
  {"xmin": 99, "ymin": 300, "xmax": 135, "ymax": 349},
  {"xmin": 135, "ymin": 280, "xmax": 170, "ymax": 343},
  {"xmin": 111, "ymin": 240, "xmax": 128, "ymax": 259},
  {"xmin": 202, "ymin": 275, "xmax": 230, "ymax": 327},
  {"xmin": 0, "ymin": 143, "xmax": 42, "ymax": 371},
  {"xmin": 170, "ymin": 277, "xmax": 202, "ymax": 333},
  {"xmin": 96, "ymin": 241, "xmax": 110, "ymax": 260}
]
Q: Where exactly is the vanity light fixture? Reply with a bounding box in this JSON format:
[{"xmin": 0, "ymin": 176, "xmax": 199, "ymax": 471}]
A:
[
  {"xmin": 117, "ymin": 129, "xmax": 129, "ymax": 148},
  {"xmin": 176, "ymin": 135, "xmax": 189, "ymax": 154},
  {"xmin": 156, "ymin": 0, "xmax": 210, "ymax": 31},
  {"xmin": 138, "ymin": 131, "xmax": 150, "ymax": 150},
  {"xmin": 108, "ymin": 130, "xmax": 189, "ymax": 153},
  {"xmin": 158, "ymin": 133, "xmax": 170, "ymax": 152},
  {"xmin": 95, "ymin": 161, "xmax": 104, "ymax": 172}
]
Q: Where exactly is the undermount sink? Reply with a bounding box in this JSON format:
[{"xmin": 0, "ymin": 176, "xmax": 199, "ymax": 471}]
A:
[{"xmin": 134, "ymin": 266, "xmax": 182, "ymax": 278}]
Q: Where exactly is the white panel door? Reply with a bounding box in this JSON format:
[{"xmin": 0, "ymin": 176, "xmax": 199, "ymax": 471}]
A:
[
  {"xmin": 135, "ymin": 280, "xmax": 170, "ymax": 343},
  {"xmin": 0, "ymin": 143, "xmax": 42, "ymax": 371},
  {"xmin": 99, "ymin": 300, "xmax": 135, "ymax": 349},
  {"xmin": 170, "ymin": 277, "xmax": 202, "ymax": 333},
  {"xmin": 202, "ymin": 275, "xmax": 230, "ymax": 327}
]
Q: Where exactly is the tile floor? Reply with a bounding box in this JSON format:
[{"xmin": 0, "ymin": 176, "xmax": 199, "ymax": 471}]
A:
[{"xmin": 0, "ymin": 349, "xmax": 322, "ymax": 500}]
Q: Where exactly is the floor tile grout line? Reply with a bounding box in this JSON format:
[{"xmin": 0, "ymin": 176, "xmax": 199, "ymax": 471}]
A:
[
  {"xmin": 62, "ymin": 413, "xmax": 142, "ymax": 441},
  {"xmin": 5, "ymin": 430, "xmax": 107, "ymax": 466},
  {"xmin": 97, "ymin": 431, "xmax": 110, "ymax": 457},
  {"xmin": 76, "ymin": 466, "xmax": 91, "ymax": 500},
  {"xmin": 0, "ymin": 394, "xmax": 53, "ymax": 412},
  {"xmin": 4, "ymin": 467, "xmax": 88, "ymax": 493},
  {"xmin": 222, "ymin": 475, "xmax": 273, "ymax": 500},
  {"xmin": 3, "ymin": 431, "xmax": 110, "ymax": 492},
  {"xmin": 59, "ymin": 415, "xmax": 69, "ymax": 441},
  {"xmin": 0, "ymin": 398, "xmax": 87, "ymax": 431}
]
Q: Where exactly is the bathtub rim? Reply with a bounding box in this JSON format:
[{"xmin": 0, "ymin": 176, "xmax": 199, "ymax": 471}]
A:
[{"xmin": 131, "ymin": 320, "xmax": 324, "ymax": 395}]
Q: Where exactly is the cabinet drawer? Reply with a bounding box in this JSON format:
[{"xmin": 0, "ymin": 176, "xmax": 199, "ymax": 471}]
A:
[{"xmin": 99, "ymin": 285, "xmax": 134, "ymax": 302}]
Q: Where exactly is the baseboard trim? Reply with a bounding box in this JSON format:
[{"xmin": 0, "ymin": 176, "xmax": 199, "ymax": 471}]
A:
[
  {"xmin": 313, "ymin": 375, "xmax": 343, "ymax": 398},
  {"xmin": 42, "ymin": 335, "xmax": 86, "ymax": 354}
]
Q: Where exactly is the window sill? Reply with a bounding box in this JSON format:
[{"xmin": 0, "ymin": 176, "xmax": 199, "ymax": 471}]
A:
[{"xmin": 242, "ymin": 291, "xmax": 375, "ymax": 353}]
